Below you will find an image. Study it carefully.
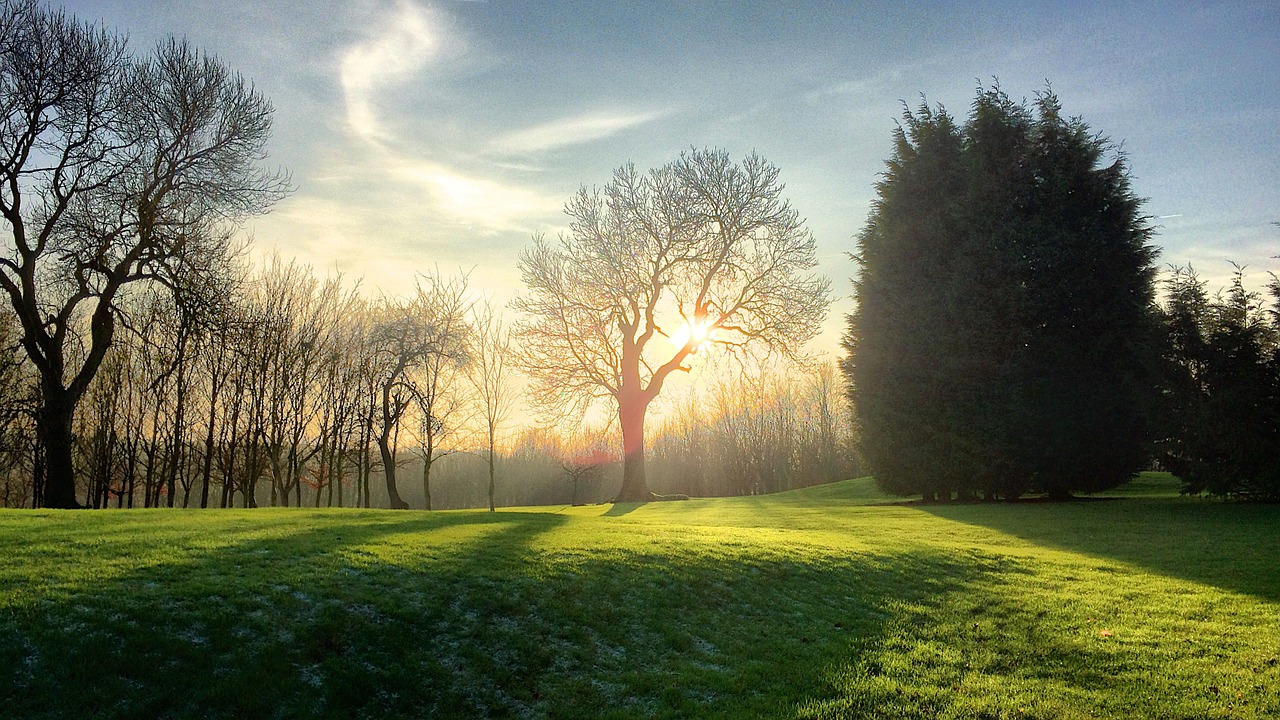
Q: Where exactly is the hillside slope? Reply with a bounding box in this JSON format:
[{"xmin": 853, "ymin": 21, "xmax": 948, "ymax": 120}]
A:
[{"xmin": 0, "ymin": 480, "xmax": 1276, "ymax": 719}]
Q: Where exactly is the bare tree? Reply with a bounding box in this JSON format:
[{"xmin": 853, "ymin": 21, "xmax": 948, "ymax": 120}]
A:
[
  {"xmin": 369, "ymin": 279, "xmax": 469, "ymax": 509},
  {"xmin": 0, "ymin": 3, "xmax": 289, "ymax": 507},
  {"xmin": 406, "ymin": 273, "xmax": 473, "ymax": 510},
  {"xmin": 469, "ymin": 301, "xmax": 515, "ymax": 512},
  {"xmin": 513, "ymin": 149, "xmax": 830, "ymax": 501},
  {"xmin": 0, "ymin": 307, "xmax": 36, "ymax": 506},
  {"xmin": 557, "ymin": 427, "xmax": 612, "ymax": 505}
]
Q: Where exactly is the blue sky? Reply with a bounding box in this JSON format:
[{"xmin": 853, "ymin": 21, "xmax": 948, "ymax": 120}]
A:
[{"xmin": 66, "ymin": 0, "xmax": 1280, "ymax": 356}]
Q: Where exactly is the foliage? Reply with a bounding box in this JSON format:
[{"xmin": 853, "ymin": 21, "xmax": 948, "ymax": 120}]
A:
[
  {"xmin": 845, "ymin": 85, "xmax": 1159, "ymax": 500},
  {"xmin": 1, "ymin": 475, "xmax": 1277, "ymax": 718},
  {"xmin": 1157, "ymin": 265, "xmax": 1280, "ymax": 499}
]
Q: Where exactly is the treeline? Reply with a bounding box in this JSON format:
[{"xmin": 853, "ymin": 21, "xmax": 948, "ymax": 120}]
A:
[
  {"xmin": 1158, "ymin": 265, "xmax": 1280, "ymax": 500},
  {"xmin": 648, "ymin": 362, "xmax": 856, "ymax": 497},
  {"xmin": 0, "ymin": 257, "xmax": 480, "ymax": 509},
  {"xmin": 0, "ymin": 255, "xmax": 854, "ymax": 509}
]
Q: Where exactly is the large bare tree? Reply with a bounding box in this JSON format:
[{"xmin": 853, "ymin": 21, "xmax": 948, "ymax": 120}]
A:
[
  {"xmin": 514, "ymin": 148, "xmax": 830, "ymax": 501},
  {"xmin": 0, "ymin": 2, "xmax": 288, "ymax": 507}
]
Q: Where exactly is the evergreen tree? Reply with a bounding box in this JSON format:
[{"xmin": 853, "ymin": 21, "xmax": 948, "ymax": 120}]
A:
[
  {"xmin": 1159, "ymin": 266, "xmax": 1280, "ymax": 500},
  {"xmin": 845, "ymin": 86, "xmax": 1159, "ymax": 500}
]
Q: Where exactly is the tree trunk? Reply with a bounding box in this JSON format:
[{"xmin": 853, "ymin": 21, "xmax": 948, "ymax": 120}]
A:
[
  {"xmin": 487, "ymin": 429, "xmax": 495, "ymax": 512},
  {"xmin": 614, "ymin": 394, "xmax": 652, "ymax": 502},
  {"xmin": 38, "ymin": 387, "xmax": 80, "ymax": 509},
  {"xmin": 199, "ymin": 416, "xmax": 215, "ymax": 509},
  {"xmin": 378, "ymin": 433, "xmax": 408, "ymax": 509},
  {"xmin": 422, "ymin": 452, "xmax": 433, "ymax": 511}
]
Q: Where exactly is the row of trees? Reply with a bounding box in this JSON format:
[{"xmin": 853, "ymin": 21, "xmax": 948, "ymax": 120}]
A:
[
  {"xmin": 649, "ymin": 361, "xmax": 856, "ymax": 497},
  {"xmin": 846, "ymin": 84, "xmax": 1278, "ymax": 502},
  {"xmin": 0, "ymin": 270, "xmax": 856, "ymax": 509},
  {"xmin": 0, "ymin": 256, "xmax": 521, "ymax": 510}
]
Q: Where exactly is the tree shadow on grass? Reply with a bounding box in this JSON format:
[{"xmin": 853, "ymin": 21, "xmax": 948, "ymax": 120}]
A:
[
  {"xmin": 1, "ymin": 511, "xmax": 1010, "ymax": 720},
  {"xmin": 604, "ymin": 501, "xmax": 643, "ymax": 516},
  {"xmin": 918, "ymin": 498, "xmax": 1280, "ymax": 602}
]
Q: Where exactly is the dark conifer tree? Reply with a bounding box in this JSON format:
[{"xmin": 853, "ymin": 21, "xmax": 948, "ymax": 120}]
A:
[{"xmin": 1159, "ymin": 266, "xmax": 1280, "ymax": 500}]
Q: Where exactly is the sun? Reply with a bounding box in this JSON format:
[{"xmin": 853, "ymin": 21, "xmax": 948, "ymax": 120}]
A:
[{"xmin": 669, "ymin": 318, "xmax": 714, "ymax": 351}]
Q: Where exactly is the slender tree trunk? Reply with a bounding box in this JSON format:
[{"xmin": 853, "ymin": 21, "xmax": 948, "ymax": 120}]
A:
[
  {"xmin": 199, "ymin": 415, "xmax": 215, "ymax": 509},
  {"xmin": 31, "ymin": 434, "xmax": 45, "ymax": 509},
  {"xmin": 487, "ymin": 428, "xmax": 496, "ymax": 512},
  {"xmin": 125, "ymin": 445, "xmax": 136, "ymax": 509},
  {"xmin": 422, "ymin": 452, "xmax": 433, "ymax": 511},
  {"xmin": 166, "ymin": 358, "xmax": 188, "ymax": 509},
  {"xmin": 363, "ymin": 458, "xmax": 372, "ymax": 508}
]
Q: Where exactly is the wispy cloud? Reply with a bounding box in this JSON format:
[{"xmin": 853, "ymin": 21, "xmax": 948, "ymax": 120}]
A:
[
  {"xmin": 328, "ymin": 3, "xmax": 562, "ymax": 233},
  {"xmin": 339, "ymin": 0, "xmax": 439, "ymax": 140},
  {"xmin": 390, "ymin": 158, "xmax": 563, "ymax": 231},
  {"xmin": 489, "ymin": 111, "xmax": 663, "ymax": 155}
]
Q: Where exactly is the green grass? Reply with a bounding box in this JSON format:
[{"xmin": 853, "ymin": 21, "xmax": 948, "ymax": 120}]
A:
[{"xmin": 1, "ymin": 474, "xmax": 1277, "ymax": 719}]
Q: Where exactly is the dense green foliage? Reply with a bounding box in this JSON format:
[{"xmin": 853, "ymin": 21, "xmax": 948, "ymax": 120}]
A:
[
  {"xmin": 845, "ymin": 86, "xmax": 1159, "ymax": 500},
  {"xmin": 1, "ymin": 475, "xmax": 1277, "ymax": 719},
  {"xmin": 1157, "ymin": 266, "xmax": 1280, "ymax": 499}
]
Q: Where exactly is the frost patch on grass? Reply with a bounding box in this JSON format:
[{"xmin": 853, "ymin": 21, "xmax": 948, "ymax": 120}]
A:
[
  {"xmin": 175, "ymin": 628, "xmax": 209, "ymax": 646},
  {"xmin": 299, "ymin": 663, "xmax": 324, "ymax": 688},
  {"xmin": 347, "ymin": 603, "xmax": 386, "ymax": 624}
]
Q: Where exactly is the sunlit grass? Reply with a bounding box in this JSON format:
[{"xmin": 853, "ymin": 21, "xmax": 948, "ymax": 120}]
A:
[{"xmin": 1, "ymin": 474, "xmax": 1276, "ymax": 718}]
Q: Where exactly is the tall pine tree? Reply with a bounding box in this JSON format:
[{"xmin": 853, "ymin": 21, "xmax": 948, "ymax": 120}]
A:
[{"xmin": 844, "ymin": 86, "xmax": 1159, "ymax": 500}]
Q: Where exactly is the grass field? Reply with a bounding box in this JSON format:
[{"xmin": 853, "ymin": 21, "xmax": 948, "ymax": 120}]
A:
[{"xmin": 1, "ymin": 473, "xmax": 1277, "ymax": 719}]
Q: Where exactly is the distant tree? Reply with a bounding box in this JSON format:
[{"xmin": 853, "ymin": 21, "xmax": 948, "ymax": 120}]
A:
[
  {"xmin": 469, "ymin": 301, "xmax": 514, "ymax": 513},
  {"xmin": 1159, "ymin": 265, "xmax": 1280, "ymax": 499},
  {"xmin": 0, "ymin": 2, "xmax": 289, "ymax": 507},
  {"xmin": 556, "ymin": 428, "xmax": 612, "ymax": 505},
  {"xmin": 407, "ymin": 273, "xmax": 473, "ymax": 511},
  {"xmin": 369, "ymin": 280, "xmax": 469, "ymax": 509},
  {"xmin": 845, "ymin": 86, "xmax": 1158, "ymax": 501},
  {"xmin": 514, "ymin": 149, "xmax": 830, "ymax": 502}
]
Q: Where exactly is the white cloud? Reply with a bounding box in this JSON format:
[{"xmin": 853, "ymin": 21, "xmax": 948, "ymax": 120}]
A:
[
  {"xmin": 390, "ymin": 158, "xmax": 563, "ymax": 231},
  {"xmin": 489, "ymin": 111, "xmax": 663, "ymax": 155},
  {"xmin": 339, "ymin": 0, "xmax": 438, "ymax": 139}
]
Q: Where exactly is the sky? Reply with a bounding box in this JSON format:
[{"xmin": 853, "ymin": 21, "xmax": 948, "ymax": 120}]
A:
[{"xmin": 62, "ymin": 0, "xmax": 1280, "ymax": 361}]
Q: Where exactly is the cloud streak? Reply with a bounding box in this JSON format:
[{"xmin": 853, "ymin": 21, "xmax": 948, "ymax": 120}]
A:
[
  {"xmin": 488, "ymin": 111, "xmax": 663, "ymax": 155},
  {"xmin": 339, "ymin": 0, "xmax": 438, "ymax": 139},
  {"xmin": 390, "ymin": 158, "xmax": 563, "ymax": 232}
]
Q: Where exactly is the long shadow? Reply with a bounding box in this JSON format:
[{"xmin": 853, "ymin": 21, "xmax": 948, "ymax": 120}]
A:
[
  {"xmin": 919, "ymin": 497, "xmax": 1280, "ymax": 602},
  {"xmin": 8, "ymin": 500, "xmax": 1274, "ymax": 719},
  {"xmin": 603, "ymin": 501, "xmax": 643, "ymax": 516},
  {"xmin": 0, "ymin": 508, "xmax": 1003, "ymax": 720}
]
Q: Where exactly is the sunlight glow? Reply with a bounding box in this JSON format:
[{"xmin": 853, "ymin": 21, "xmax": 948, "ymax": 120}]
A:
[{"xmin": 669, "ymin": 318, "xmax": 715, "ymax": 352}]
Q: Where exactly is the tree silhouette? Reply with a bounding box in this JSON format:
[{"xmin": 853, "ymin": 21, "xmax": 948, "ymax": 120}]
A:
[
  {"xmin": 0, "ymin": 2, "xmax": 289, "ymax": 507},
  {"xmin": 846, "ymin": 86, "xmax": 1158, "ymax": 500},
  {"xmin": 514, "ymin": 148, "xmax": 830, "ymax": 501}
]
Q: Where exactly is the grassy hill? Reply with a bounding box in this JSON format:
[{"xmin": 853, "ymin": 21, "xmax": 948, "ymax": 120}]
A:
[{"xmin": 1, "ymin": 474, "xmax": 1277, "ymax": 719}]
